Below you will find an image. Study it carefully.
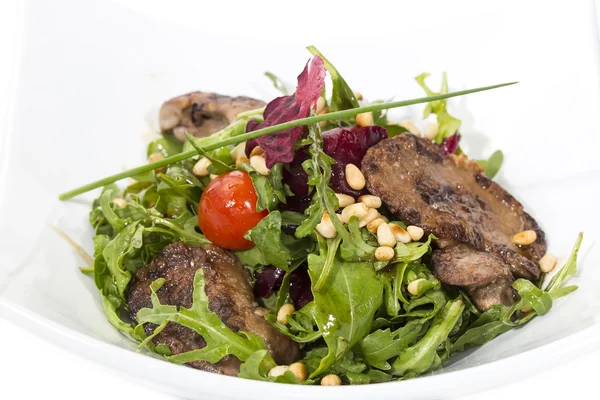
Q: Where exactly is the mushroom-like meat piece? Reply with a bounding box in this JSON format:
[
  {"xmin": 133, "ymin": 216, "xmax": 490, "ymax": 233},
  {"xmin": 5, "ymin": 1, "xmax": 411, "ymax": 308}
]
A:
[
  {"xmin": 431, "ymin": 245, "xmax": 516, "ymax": 312},
  {"xmin": 128, "ymin": 242, "xmax": 300, "ymax": 376},
  {"xmin": 159, "ymin": 92, "xmax": 265, "ymax": 141},
  {"xmin": 361, "ymin": 133, "xmax": 546, "ymax": 280}
]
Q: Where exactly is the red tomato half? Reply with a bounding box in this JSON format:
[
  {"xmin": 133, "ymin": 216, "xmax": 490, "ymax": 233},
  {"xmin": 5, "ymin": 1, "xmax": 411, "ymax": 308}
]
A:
[{"xmin": 198, "ymin": 170, "xmax": 267, "ymax": 250}]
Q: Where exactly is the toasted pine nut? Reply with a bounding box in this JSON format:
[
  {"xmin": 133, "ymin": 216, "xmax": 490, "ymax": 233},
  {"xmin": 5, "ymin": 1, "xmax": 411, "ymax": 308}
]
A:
[
  {"xmin": 399, "ymin": 119, "xmax": 421, "ymax": 136},
  {"xmin": 423, "ymin": 121, "xmax": 439, "ymax": 140},
  {"xmin": 230, "ymin": 142, "xmax": 247, "ymax": 161},
  {"xmin": 250, "ymin": 155, "xmax": 270, "ymax": 175},
  {"xmin": 192, "ymin": 157, "xmax": 212, "ymax": 176},
  {"xmin": 235, "ymin": 155, "xmax": 250, "ymax": 166},
  {"xmin": 521, "ymin": 308, "xmax": 533, "ymax": 313},
  {"xmin": 512, "ymin": 230, "xmax": 537, "ymax": 245},
  {"xmin": 318, "ymin": 106, "xmax": 330, "ymax": 117},
  {"xmin": 316, "ymin": 211, "xmax": 337, "ymax": 239},
  {"xmin": 112, "ymin": 197, "xmax": 127, "ymax": 209},
  {"xmin": 250, "ymin": 146, "xmax": 264, "ymax": 157},
  {"xmin": 377, "ymin": 223, "xmax": 397, "ymax": 247},
  {"xmin": 335, "ymin": 193, "xmax": 355, "ymax": 208},
  {"xmin": 321, "ymin": 374, "xmax": 342, "ymax": 386},
  {"xmin": 277, "ymin": 304, "xmax": 295, "ymax": 325},
  {"xmin": 539, "ymin": 253, "xmax": 558, "ymax": 273},
  {"xmin": 407, "ymin": 225, "xmax": 425, "ymax": 241},
  {"xmin": 408, "ymin": 278, "xmax": 426, "ymax": 296},
  {"xmin": 289, "ymin": 362, "xmax": 308, "ymax": 382},
  {"xmin": 148, "ymin": 152, "xmax": 166, "ymax": 173},
  {"xmin": 355, "ymin": 112, "xmax": 373, "ymax": 127},
  {"xmin": 268, "ymin": 365, "xmax": 290, "ymax": 377},
  {"xmin": 358, "ymin": 208, "xmax": 380, "ymax": 228},
  {"xmin": 210, "ymin": 174, "xmax": 218, "ymax": 180},
  {"xmin": 389, "ymin": 223, "xmax": 411, "ymax": 244},
  {"xmin": 345, "ymin": 163, "xmax": 366, "ymax": 190},
  {"xmin": 367, "ymin": 218, "xmax": 386, "ymax": 234},
  {"xmin": 358, "ymin": 195, "xmax": 382, "ymax": 209},
  {"xmin": 316, "ymin": 96, "xmax": 326, "ymax": 114},
  {"xmin": 341, "ymin": 202, "xmax": 369, "ymax": 224},
  {"xmin": 354, "ymin": 92, "xmax": 363, "ymax": 101},
  {"xmin": 375, "ymin": 246, "xmax": 395, "ymax": 261}
]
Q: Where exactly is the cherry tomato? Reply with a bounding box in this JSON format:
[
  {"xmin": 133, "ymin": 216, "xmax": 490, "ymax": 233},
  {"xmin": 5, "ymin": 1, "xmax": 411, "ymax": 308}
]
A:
[{"xmin": 198, "ymin": 170, "xmax": 267, "ymax": 250}]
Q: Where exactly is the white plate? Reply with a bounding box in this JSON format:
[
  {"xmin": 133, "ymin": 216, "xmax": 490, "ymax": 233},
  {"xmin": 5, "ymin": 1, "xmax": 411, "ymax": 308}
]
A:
[{"xmin": 1, "ymin": 0, "xmax": 600, "ymax": 399}]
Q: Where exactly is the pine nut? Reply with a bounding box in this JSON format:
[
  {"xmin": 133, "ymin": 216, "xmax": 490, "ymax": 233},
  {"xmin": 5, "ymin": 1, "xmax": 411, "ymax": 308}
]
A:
[
  {"xmin": 539, "ymin": 253, "xmax": 558, "ymax": 273},
  {"xmin": 389, "ymin": 223, "xmax": 411, "ymax": 244},
  {"xmin": 230, "ymin": 142, "xmax": 247, "ymax": 161},
  {"xmin": 316, "ymin": 211, "xmax": 337, "ymax": 239},
  {"xmin": 399, "ymin": 119, "xmax": 421, "ymax": 136},
  {"xmin": 250, "ymin": 155, "xmax": 270, "ymax": 175},
  {"xmin": 335, "ymin": 193, "xmax": 355, "ymax": 208},
  {"xmin": 192, "ymin": 157, "xmax": 212, "ymax": 176},
  {"xmin": 210, "ymin": 174, "xmax": 218, "ymax": 180},
  {"xmin": 341, "ymin": 202, "xmax": 369, "ymax": 224},
  {"xmin": 358, "ymin": 195, "xmax": 382, "ymax": 209},
  {"xmin": 268, "ymin": 365, "xmax": 290, "ymax": 377},
  {"xmin": 148, "ymin": 152, "xmax": 166, "ymax": 173},
  {"xmin": 316, "ymin": 96, "xmax": 326, "ymax": 114},
  {"xmin": 377, "ymin": 223, "xmax": 397, "ymax": 247},
  {"xmin": 354, "ymin": 92, "xmax": 363, "ymax": 101},
  {"xmin": 407, "ymin": 225, "xmax": 425, "ymax": 241},
  {"xmin": 235, "ymin": 155, "xmax": 250, "ymax": 166},
  {"xmin": 355, "ymin": 112, "xmax": 373, "ymax": 127},
  {"xmin": 521, "ymin": 308, "xmax": 533, "ymax": 313},
  {"xmin": 367, "ymin": 218, "xmax": 386, "ymax": 234},
  {"xmin": 358, "ymin": 208, "xmax": 380, "ymax": 228},
  {"xmin": 112, "ymin": 197, "xmax": 127, "ymax": 209},
  {"xmin": 277, "ymin": 304, "xmax": 295, "ymax": 325},
  {"xmin": 423, "ymin": 121, "xmax": 439, "ymax": 140},
  {"xmin": 375, "ymin": 246, "xmax": 395, "ymax": 261},
  {"xmin": 289, "ymin": 362, "xmax": 308, "ymax": 382},
  {"xmin": 345, "ymin": 163, "xmax": 366, "ymax": 190},
  {"xmin": 250, "ymin": 146, "xmax": 264, "ymax": 157},
  {"xmin": 321, "ymin": 374, "xmax": 342, "ymax": 386},
  {"xmin": 512, "ymin": 230, "xmax": 537, "ymax": 245},
  {"xmin": 408, "ymin": 278, "xmax": 426, "ymax": 296}
]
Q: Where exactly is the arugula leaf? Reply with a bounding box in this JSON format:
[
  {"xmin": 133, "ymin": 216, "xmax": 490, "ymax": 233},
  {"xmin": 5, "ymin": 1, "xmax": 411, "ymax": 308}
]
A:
[
  {"xmin": 307, "ymin": 245, "xmax": 383, "ymax": 378},
  {"xmin": 391, "ymin": 299, "xmax": 464, "ymax": 377},
  {"xmin": 235, "ymin": 211, "xmax": 313, "ymax": 270},
  {"xmin": 512, "ymin": 279, "xmax": 553, "ymax": 316},
  {"xmin": 451, "ymin": 304, "xmax": 512, "ymax": 353},
  {"xmin": 358, "ymin": 320, "xmax": 424, "ymax": 370},
  {"xmin": 415, "ymin": 73, "xmax": 461, "ymax": 143},
  {"xmin": 546, "ymin": 233, "xmax": 583, "ymax": 292},
  {"xmin": 307, "ymin": 46, "xmax": 359, "ymax": 113},
  {"xmin": 394, "ymin": 234, "xmax": 435, "ymax": 262},
  {"xmin": 238, "ymin": 162, "xmax": 290, "ymax": 212},
  {"xmin": 264, "ymin": 72, "xmax": 290, "ymax": 95},
  {"xmin": 147, "ymin": 133, "xmax": 184, "ymax": 157},
  {"xmin": 477, "ymin": 150, "xmax": 504, "ymax": 179},
  {"xmin": 136, "ymin": 270, "xmax": 265, "ymax": 365}
]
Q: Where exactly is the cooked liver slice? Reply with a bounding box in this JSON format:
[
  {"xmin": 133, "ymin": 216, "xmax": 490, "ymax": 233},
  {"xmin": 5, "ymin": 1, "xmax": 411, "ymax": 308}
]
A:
[{"xmin": 128, "ymin": 242, "xmax": 299, "ymax": 375}]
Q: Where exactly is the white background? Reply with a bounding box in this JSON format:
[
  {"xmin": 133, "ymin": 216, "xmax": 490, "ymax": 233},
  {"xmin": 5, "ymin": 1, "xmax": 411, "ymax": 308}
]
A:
[{"xmin": 0, "ymin": 1, "xmax": 599, "ymax": 399}]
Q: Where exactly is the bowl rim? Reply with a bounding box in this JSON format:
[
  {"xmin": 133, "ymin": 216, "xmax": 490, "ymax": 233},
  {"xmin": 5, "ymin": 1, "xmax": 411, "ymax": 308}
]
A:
[{"xmin": 1, "ymin": 296, "xmax": 599, "ymax": 399}]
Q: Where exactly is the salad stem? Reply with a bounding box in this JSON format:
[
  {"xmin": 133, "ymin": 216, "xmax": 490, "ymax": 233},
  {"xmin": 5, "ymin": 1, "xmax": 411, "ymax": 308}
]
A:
[{"xmin": 59, "ymin": 81, "xmax": 517, "ymax": 200}]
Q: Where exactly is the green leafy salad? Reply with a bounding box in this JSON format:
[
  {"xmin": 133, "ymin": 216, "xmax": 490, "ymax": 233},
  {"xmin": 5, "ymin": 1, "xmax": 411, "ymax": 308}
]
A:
[{"xmin": 61, "ymin": 46, "xmax": 583, "ymax": 385}]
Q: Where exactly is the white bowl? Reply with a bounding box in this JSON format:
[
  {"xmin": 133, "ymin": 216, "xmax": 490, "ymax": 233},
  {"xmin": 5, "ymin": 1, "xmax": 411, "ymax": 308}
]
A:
[{"xmin": 1, "ymin": 0, "xmax": 600, "ymax": 398}]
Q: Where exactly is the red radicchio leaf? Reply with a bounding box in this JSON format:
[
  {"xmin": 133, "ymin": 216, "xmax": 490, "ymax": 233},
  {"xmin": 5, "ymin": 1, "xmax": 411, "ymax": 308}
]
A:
[
  {"xmin": 245, "ymin": 56, "xmax": 326, "ymax": 167},
  {"xmin": 440, "ymin": 133, "xmax": 461, "ymax": 156}
]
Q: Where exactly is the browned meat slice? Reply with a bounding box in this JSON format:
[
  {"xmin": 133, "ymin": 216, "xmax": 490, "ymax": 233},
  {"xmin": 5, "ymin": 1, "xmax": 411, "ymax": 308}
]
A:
[
  {"xmin": 361, "ymin": 133, "xmax": 545, "ymax": 280},
  {"xmin": 432, "ymin": 245, "xmax": 516, "ymax": 311},
  {"xmin": 128, "ymin": 242, "xmax": 299, "ymax": 375},
  {"xmin": 159, "ymin": 92, "xmax": 265, "ymax": 141}
]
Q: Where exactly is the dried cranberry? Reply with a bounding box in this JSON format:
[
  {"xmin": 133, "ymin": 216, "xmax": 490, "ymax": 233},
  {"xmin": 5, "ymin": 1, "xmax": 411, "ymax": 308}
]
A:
[
  {"xmin": 253, "ymin": 266, "xmax": 284, "ymax": 298},
  {"xmin": 439, "ymin": 133, "xmax": 461, "ymax": 156}
]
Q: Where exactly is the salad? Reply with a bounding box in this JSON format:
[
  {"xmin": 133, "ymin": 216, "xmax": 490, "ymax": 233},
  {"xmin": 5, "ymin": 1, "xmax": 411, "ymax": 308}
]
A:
[{"xmin": 60, "ymin": 46, "xmax": 583, "ymax": 385}]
